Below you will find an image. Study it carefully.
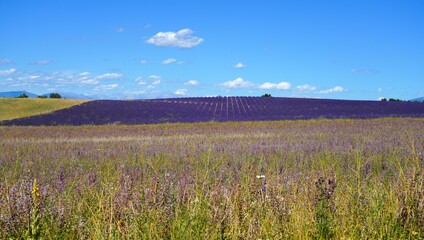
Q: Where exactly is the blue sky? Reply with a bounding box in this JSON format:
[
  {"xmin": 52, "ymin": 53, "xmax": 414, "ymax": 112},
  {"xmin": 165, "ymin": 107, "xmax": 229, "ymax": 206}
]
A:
[{"xmin": 1, "ymin": 1, "xmax": 423, "ymax": 100}]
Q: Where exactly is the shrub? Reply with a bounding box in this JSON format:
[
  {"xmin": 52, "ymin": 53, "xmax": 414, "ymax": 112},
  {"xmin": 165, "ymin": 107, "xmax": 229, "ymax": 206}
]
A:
[
  {"xmin": 15, "ymin": 93, "xmax": 29, "ymax": 98},
  {"xmin": 49, "ymin": 93, "xmax": 62, "ymax": 99}
]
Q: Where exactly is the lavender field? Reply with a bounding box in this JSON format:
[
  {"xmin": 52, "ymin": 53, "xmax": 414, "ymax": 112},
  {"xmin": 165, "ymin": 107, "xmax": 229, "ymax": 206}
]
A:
[
  {"xmin": 2, "ymin": 97, "xmax": 424, "ymax": 126},
  {"xmin": 1, "ymin": 118, "xmax": 423, "ymax": 239}
]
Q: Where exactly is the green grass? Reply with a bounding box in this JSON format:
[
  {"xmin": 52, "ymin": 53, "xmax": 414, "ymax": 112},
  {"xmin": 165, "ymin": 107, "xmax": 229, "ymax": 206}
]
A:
[{"xmin": 0, "ymin": 98, "xmax": 88, "ymax": 121}]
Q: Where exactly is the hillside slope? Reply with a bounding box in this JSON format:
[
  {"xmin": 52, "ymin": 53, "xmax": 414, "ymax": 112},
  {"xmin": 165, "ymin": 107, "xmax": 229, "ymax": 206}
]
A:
[
  {"xmin": 0, "ymin": 98, "xmax": 88, "ymax": 121},
  {"xmin": 410, "ymin": 97, "xmax": 424, "ymax": 102},
  {"xmin": 0, "ymin": 91, "xmax": 38, "ymax": 98}
]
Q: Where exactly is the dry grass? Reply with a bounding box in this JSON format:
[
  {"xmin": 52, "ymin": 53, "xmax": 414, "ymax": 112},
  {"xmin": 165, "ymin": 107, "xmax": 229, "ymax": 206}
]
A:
[{"xmin": 0, "ymin": 98, "xmax": 88, "ymax": 121}]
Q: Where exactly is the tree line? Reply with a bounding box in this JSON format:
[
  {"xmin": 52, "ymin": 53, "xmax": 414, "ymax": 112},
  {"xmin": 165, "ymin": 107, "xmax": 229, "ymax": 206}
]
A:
[{"xmin": 15, "ymin": 93, "xmax": 62, "ymax": 99}]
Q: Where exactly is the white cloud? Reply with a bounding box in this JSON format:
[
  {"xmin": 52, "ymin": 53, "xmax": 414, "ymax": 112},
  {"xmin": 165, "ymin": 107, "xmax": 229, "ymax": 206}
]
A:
[
  {"xmin": 259, "ymin": 82, "xmax": 274, "ymax": 89},
  {"xmin": 117, "ymin": 27, "xmax": 125, "ymax": 33},
  {"xmin": 149, "ymin": 75, "xmax": 161, "ymax": 85},
  {"xmin": 277, "ymin": 82, "xmax": 291, "ymax": 90},
  {"xmin": 175, "ymin": 89, "xmax": 187, "ymax": 96},
  {"xmin": 296, "ymin": 84, "xmax": 317, "ymax": 92},
  {"xmin": 149, "ymin": 75, "xmax": 161, "ymax": 80},
  {"xmin": 259, "ymin": 81, "xmax": 291, "ymax": 90},
  {"xmin": 377, "ymin": 87, "xmax": 383, "ymax": 93},
  {"xmin": 162, "ymin": 58, "xmax": 177, "ymax": 64},
  {"xmin": 136, "ymin": 77, "xmax": 147, "ymax": 85},
  {"xmin": 0, "ymin": 68, "xmax": 17, "ymax": 76},
  {"xmin": 378, "ymin": 97, "xmax": 386, "ymax": 101},
  {"xmin": 76, "ymin": 72, "xmax": 123, "ymax": 86},
  {"xmin": 146, "ymin": 28, "xmax": 204, "ymax": 49},
  {"xmin": 78, "ymin": 72, "xmax": 121, "ymax": 85},
  {"xmin": 222, "ymin": 77, "xmax": 254, "ymax": 88},
  {"xmin": 0, "ymin": 70, "xmax": 129, "ymax": 94},
  {"xmin": 0, "ymin": 59, "xmax": 13, "ymax": 65},
  {"xmin": 29, "ymin": 60, "xmax": 52, "ymax": 65},
  {"xmin": 185, "ymin": 80, "xmax": 199, "ymax": 86},
  {"xmin": 136, "ymin": 75, "xmax": 161, "ymax": 85},
  {"xmin": 79, "ymin": 72, "xmax": 91, "ymax": 77},
  {"xmin": 94, "ymin": 84, "xmax": 119, "ymax": 91},
  {"xmin": 233, "ymin": 62, "xmax": 245, "ymax": 69},
  {"xmin": 319, "ymin": 86, "xmax": 345, "ymax": 94},
  {"xmin": 80, "ymin": 79, "xmax": 99, "ymax": 85},
  {"xmin": 95, "ymin": 73, "xmax": 122, "ymax": 80},
  {"xmin": 351, "ymin": 68, "xmax": 377, "ymax": 74},
  {"xmin": 140, "ymin": 59, "xmax": 148, "ymax": 64}
]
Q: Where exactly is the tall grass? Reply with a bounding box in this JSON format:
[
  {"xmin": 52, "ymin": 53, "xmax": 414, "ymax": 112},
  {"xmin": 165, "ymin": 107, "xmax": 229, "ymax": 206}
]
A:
[
  {"xmin": 0, "ymin": 118, "xmax": 423, "ymax": 239},
  {"xmin": 0, "ymin": 98, "xmax": 87, "ymax": 121}
]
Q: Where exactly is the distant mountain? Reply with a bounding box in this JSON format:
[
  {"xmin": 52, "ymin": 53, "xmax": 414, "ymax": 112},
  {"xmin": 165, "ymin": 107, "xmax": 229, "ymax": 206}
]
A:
[
  {"xmin": 0, "ymin": 90, "xmax": 93, "ymax": 99},
  {"xmin": 410, "ymin": 97, "xmax": 424, "ymax": 102},
  {"xmin": 0, "ymin": 91, "xmax": 39, "ymax": 98}
]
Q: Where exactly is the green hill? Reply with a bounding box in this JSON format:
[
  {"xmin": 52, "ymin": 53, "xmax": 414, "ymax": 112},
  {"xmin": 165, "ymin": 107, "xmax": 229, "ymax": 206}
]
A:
[{"xmin": 0, "ymin": 98, "xmax": 88, "ymax": 121}]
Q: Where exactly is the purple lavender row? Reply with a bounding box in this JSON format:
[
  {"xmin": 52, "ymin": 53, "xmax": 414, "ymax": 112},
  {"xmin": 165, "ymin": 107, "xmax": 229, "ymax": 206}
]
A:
[{"xmin": 2, "ymin": 97, "xmax": 424, "ymax": 126}]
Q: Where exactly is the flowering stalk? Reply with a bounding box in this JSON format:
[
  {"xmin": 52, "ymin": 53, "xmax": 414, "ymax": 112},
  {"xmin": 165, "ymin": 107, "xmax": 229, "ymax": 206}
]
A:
[{"xmin": 26, "ymin": 179, "xmax": 41, "ymax": 240}]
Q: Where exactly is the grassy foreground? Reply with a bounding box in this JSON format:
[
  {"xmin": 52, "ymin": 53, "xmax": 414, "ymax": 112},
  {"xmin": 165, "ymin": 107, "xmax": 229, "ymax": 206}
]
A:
[
  {"xmin": 0, "ymin": 98, "xmax": 87, "ymax": 121},
  {"xmin": 0, "ymin": 118, "xmax": 423, "ymax": 239}
]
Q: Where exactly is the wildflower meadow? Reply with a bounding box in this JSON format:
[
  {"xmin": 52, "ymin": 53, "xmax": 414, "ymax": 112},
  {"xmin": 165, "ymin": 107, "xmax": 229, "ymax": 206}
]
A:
[{"xmin": 1, "ymin": 118, "xmax": 423, "ymax": 239}]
